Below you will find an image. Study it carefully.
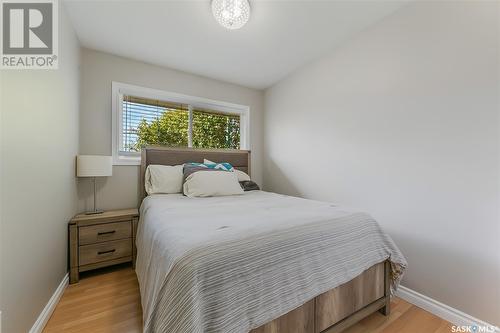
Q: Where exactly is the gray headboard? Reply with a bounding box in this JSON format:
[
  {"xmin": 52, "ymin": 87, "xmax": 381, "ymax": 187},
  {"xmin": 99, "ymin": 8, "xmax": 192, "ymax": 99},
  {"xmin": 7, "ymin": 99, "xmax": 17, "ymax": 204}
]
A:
[{"xmin": 139, "ymin": 146, "xmax": 251, "ymax": 205}]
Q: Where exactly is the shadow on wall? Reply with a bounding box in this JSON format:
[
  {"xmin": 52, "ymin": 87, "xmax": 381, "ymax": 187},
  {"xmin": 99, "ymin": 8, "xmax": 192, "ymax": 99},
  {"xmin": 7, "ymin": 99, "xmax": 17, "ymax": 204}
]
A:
[
  {"xmin": 77, "ymin": 165, "xmax": 142, "ymax": 212},
  {"xmin": 262, "ymin": 158, "xmax": 302, "ymax": 197},
  {"xmin": 136, "ymin": 166, "xmax": 143, "ymax": 207},
  {"xmin": 77, "ymin": 177, "xmax": 110, "ymax": 213}
]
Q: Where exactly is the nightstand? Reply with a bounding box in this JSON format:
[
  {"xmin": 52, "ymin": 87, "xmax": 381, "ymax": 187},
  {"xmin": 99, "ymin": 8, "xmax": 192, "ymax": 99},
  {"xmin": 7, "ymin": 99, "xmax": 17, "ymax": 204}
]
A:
[{"xmin": 68, "ymin": 208, "xmax": 139, "ymax": 284}]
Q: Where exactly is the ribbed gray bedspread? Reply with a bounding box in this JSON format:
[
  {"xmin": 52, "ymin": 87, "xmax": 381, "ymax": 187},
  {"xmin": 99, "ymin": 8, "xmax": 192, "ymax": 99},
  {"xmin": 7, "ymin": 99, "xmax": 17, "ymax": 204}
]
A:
[{"xmin": 136, "ymin": 191, "xmax": 407, "ymax": 333}]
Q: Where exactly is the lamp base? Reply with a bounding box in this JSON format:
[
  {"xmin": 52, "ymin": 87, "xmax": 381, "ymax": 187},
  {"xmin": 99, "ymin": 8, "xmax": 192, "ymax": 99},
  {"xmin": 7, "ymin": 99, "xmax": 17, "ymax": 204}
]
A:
[{"xmin": 85, "ymin": 210, "xmax": 104, "ymax": 215}]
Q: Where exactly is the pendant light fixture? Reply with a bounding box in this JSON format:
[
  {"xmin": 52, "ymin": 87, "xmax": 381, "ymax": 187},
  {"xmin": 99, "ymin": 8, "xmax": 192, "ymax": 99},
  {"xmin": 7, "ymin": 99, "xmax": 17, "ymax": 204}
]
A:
[{"xmin": 212, "ymin": 0, "xmax": 250, "ymax": 30}]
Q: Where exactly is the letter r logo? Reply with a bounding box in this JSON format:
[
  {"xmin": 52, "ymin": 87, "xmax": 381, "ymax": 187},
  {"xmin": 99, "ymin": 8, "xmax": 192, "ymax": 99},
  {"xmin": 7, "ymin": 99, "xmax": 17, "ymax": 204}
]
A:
[{"xmin": 2, "ymin": 2, "xmax": 53, "ymax": 54}]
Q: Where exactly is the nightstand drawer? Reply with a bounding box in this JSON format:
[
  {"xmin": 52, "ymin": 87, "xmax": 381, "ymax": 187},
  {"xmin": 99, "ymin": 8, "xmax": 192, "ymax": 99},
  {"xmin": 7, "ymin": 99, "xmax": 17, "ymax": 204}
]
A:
[
  {"xmin": 79, "ymin": 239, "xmax": 132, "ymax": 266},
  {"xmin": 79, "ymin": 221, "xmax": 131, "ymax": 245}
]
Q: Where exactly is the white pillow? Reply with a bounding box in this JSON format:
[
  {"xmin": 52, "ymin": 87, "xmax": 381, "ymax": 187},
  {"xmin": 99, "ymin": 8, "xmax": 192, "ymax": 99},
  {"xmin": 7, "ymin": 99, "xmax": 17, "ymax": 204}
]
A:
[
  {"xmin": 235, "ymin": 169, "xmax": 251, "ymax": 182},
  {"xmin": 183, "ymin": 171, "xmax": 244, "ymax": 197},
  {"xmin": 204, "ymin": 158, "xmax": 250, "ymax": 182},
  {"xmin": 145, "ymin": 164, "xmax": 184, "ymax": 195}
]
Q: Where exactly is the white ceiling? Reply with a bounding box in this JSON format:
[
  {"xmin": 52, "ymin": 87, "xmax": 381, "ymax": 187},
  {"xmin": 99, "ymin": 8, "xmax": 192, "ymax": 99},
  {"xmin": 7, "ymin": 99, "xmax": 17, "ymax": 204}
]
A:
[{"xmin": 64, "ymin": 0, "xmax": 408, "ymax": 89}]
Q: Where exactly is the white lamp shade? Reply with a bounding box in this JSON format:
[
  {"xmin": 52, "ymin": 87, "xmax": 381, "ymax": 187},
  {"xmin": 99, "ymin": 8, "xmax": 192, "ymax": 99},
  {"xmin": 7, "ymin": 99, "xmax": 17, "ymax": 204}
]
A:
[{"xmin": 76, "ymin": 155, "xmax": 112, "ymax": 177}]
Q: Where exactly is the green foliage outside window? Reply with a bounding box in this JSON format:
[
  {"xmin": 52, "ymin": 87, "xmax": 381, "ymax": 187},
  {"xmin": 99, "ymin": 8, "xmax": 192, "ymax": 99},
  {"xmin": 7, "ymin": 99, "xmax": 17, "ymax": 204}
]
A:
[
  {"xmin": 134, "ymin": 110, "xmax": 189, "ymax": 150},
  {"xmin": 133, "ymin": 109, "xmax": 240, "ymax": 151},
  {"xmin": 192, "ymin": 111, "xmax": 240, "ymax": 149}
]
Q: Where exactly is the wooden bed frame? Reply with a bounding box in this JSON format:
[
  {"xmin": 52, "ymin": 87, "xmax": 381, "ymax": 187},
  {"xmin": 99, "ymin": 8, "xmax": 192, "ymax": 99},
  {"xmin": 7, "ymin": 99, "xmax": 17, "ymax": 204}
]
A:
[{"xmin": 139, "ymin": 146, "xmax": 391, "ymax": 333}]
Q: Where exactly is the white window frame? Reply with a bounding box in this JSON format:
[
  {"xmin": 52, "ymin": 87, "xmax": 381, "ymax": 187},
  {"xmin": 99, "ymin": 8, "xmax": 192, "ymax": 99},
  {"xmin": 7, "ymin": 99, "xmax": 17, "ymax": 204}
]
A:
[{"xmin": 111, "ymin": 81, "xmax": 251, "ymax": 165}]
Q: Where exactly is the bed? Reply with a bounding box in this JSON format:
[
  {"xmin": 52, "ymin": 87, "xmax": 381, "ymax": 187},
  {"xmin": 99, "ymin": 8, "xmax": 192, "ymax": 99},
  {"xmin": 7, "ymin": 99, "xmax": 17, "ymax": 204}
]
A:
[{"xmin": 136, "ymin": 146, "xmax": 407, "ymax": 333}]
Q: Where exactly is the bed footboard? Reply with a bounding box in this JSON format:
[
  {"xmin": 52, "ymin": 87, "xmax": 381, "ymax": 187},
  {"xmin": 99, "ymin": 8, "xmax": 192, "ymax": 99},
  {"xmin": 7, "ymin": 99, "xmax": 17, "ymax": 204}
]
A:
[{"xmin": 250, "ymin": 261, "xmax": 390, "ymax": 333}]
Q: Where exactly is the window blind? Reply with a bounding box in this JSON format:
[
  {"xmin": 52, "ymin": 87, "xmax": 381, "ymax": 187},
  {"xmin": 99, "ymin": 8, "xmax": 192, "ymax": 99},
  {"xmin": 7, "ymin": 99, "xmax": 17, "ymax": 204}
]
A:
[
  {"xmin": 121, "ymin": 95, "xmax": 241, "ymax": 152},
  {"xmin": 121, "ymin": 95, "xmax": 188, "ymax": 152}
]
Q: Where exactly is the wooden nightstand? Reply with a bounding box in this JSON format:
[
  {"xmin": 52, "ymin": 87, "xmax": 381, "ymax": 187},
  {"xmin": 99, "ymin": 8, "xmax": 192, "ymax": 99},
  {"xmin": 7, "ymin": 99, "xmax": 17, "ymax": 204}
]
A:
[{"xmin": 68, "ymin": 208, "xmax": 139, "ymax": 284}]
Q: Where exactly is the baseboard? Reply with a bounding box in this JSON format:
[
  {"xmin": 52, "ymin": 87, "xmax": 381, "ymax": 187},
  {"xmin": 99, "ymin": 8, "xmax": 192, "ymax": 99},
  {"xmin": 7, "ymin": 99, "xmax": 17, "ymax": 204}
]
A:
[
  {"xmin": 29, "ymin": 273, "xmax": 69, "ymax": 333},
  {"xmin": 397, "ymin": 285, "xmax": 499, "ymax": 332}
]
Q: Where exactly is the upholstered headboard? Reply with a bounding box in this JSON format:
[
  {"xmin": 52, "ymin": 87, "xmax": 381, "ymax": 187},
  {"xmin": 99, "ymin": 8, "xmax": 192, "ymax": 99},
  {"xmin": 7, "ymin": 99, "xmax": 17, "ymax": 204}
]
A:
[{"xmin": 139, "ymin": 146, "xmax": 251, "ymax": 204}]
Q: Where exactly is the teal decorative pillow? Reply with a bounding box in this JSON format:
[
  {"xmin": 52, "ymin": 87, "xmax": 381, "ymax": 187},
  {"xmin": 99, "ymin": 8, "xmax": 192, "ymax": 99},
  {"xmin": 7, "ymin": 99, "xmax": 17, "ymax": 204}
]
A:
[{"xmin": 186, "ymin": 162, "xmax": 234, "ymax": 172}]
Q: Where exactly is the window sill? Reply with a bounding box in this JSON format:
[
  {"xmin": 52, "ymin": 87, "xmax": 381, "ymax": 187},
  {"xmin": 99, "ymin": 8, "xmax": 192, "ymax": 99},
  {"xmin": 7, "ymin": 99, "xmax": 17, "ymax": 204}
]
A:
[{"xmin": 113, "ymin": 155, "xmax": 141, "ymax": 166}]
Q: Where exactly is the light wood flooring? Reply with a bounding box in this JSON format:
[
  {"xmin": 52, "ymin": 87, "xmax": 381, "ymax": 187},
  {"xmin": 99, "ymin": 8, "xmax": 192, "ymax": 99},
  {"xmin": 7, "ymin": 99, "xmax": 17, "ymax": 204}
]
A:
[{"xmin": 44, "ymin": 264, "xmax": 453, "ymax": 333}]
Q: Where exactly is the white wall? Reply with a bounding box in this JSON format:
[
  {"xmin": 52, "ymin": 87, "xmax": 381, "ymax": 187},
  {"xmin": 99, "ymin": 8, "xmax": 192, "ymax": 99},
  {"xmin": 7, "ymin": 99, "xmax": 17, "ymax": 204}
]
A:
[
  {"xmin": 0, "ymin": 48, "xmax": 3, "ymax": 333},
  {"xmin": 78, "ymin": 49, "xmax": 264, "ymax": 211},
  {"xmin": 0, "ymin": 6, "xmax": 81, "ymax": 333},
  {"xmin": 264, "ymin": 1, "xmax": 499, "ymax": 326}
]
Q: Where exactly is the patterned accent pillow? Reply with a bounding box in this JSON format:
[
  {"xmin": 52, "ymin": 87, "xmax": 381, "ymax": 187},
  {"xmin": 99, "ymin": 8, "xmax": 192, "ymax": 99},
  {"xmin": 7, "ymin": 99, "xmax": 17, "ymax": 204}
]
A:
[{"xmin": 187, "ymin": 162, "xmax": 234, "ymax": 172}]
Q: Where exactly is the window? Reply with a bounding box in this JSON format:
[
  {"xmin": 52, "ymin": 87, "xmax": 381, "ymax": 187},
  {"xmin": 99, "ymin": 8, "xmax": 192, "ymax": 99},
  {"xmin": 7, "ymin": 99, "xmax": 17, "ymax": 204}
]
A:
[
  {"xmin": 112, "ymin": 82, "xmax": 249, "ymax": 165},
  {"xmin": 122, "ymin": 96, "xmax": 190, "ymax": 152}
]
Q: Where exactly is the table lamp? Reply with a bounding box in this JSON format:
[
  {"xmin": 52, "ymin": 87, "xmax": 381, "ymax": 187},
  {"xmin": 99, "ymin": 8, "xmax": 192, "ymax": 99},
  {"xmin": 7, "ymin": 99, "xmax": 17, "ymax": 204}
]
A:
[{"xmin": 76, "ymin": 155, "xmax": 112, "ymax": 214}]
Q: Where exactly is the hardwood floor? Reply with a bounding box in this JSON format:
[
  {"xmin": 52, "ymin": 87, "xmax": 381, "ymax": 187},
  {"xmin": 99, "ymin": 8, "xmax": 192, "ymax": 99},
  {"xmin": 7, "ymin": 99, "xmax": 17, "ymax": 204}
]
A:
[
  {"xmin": 44, "ymin": 264, "xmax": 142, "ymax": 333},
  {"xmin": 44, "ymin": 265, "xmax": 453, "ymax": 333}
]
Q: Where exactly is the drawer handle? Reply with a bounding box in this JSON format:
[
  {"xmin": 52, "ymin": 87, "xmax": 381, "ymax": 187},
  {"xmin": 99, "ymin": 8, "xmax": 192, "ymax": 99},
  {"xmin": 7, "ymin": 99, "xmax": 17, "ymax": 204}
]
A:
[
  {"xmin": 97, "ymin": 230, "xmax": 116, "ymax": 236},
  {"xmin": 97, "ymin": 249, "xmax": 116, "ymax": 255}
]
